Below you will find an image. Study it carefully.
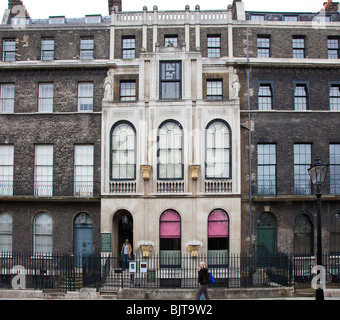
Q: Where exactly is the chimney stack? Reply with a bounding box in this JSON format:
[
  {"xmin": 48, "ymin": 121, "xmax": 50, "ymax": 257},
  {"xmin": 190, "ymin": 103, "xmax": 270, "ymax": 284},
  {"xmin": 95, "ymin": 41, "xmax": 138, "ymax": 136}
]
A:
[
  {"xmin": 323, "ymin": 0, "xmax": 340, "ymax": 11},
  {"xmin": 108, "ymin": 0, "xmax": 122, "ymax": 13},
  {"xmin": 8, "ymin": 0, "xmax": 30, "ymax": 18}
]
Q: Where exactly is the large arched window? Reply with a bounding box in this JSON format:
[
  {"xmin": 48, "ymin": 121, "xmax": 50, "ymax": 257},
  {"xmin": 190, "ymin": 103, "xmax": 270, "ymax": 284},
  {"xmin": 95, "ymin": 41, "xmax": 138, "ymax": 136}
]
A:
[
  {"xmin": 157, "ymin": 121, "xmax": 183, "ymax": 180},
  {"xmin": 208, "ymin": 209, "xmax": 229, "ymax": 266},
  {"xmin": 206, "ymin": 120, "xmax": 231, "ymax": 179},
  {"xmin": 294, "ymin": 212, "xmax": 313, "ymax": 255},
  {"xmin": 160, "ymin": 210, "xmax": 181, "ymax": 267},
  {"xmin": 331, "ymin": 211, "xmax": 340, "ymax": 254},
  {"xmin": 34, "ymin": 213, "xmax": 52, "ymax": 254},
  {"xmin": 111, "ymin": 122, "xmax": 136, "ymax": 180},
  {"xmin": 0, "ymin": 213, "xmax": 12, "ymax": 252}
]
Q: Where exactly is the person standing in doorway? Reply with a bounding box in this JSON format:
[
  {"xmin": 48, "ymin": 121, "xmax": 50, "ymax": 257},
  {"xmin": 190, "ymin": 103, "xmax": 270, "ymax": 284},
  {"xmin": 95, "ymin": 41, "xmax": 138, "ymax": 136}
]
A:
[
  {"xmin": 196, "ymin": 262, "xmax": 210, "ymax": 300},
  {"xmin": 121, "ymin": 239, "xmax": 132, "ymax": 271}
]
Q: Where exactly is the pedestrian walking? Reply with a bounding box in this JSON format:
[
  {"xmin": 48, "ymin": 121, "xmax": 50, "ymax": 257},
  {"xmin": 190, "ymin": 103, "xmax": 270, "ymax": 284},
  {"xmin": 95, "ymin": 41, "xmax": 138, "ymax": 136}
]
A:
[
  {"xmin": 196, "ymin": 261, "xmax": 210, "ymax": 300},
  {"xmin": 121, "ymin": 239, "xmax": 132, "ymax": 271}
]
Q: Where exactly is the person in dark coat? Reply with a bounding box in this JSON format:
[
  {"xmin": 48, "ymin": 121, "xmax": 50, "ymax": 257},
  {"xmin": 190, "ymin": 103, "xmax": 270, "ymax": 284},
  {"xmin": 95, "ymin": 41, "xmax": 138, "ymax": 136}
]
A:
[{"xmin": 196, "ymin": 262, "xmax": 210, "ymax": 300}]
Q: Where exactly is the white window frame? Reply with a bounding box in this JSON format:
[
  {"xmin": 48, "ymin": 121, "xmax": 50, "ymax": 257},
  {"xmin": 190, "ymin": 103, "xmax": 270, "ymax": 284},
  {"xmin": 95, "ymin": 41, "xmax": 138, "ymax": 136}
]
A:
[
  {"xmin": 78, "ymin": 83, "xmax": 93, "ymax": 112},
  {"xmin": 0, "ymin": 145, "xmax": 14, "ymax": 196},
  {"xmin": 74, "ymin": 145, "xmax": 94, "ymax": 197},
  {"xmin": 0, "ymin": 84, "xmax": 15, "ymax": 113},
  {"xmin": 38, "ymin": 83, "xmax": 54, "ymax": 113},
  {"xmin": 34, "ymin": 145, "xmax": 53, "ymax": 197}
]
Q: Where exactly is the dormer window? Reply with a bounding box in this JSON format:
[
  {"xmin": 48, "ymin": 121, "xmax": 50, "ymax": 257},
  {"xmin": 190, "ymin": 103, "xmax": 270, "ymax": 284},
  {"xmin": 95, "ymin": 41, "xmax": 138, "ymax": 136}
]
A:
[
  {"xmin": 49, "ymin": 16, "xmax": 65, "ymax": 24},
  {"xmin": 85, "ymin": 15, "xmax": 102, "ymax": 24}
]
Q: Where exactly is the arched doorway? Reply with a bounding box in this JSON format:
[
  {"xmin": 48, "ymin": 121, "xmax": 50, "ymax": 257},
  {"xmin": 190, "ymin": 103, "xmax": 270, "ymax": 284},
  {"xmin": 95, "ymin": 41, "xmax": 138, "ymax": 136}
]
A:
[
  {"xmin": 74, "ymin": 213, "xmax": 93, "ymax": 266},
  {"xmin": 112, "ymin": 210, "xmax": 133, "ymax": 257}
]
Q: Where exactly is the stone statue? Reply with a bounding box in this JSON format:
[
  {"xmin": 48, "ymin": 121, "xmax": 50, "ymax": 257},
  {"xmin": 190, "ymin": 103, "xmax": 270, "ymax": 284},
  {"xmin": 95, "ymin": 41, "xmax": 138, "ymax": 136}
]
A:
[
  {"xmin": 103, "ymin": 69, "xmax": 113, "ymax": 101},
  {"xmin": 231, "ymin": 69, "xmax": 240, "ymax": 99}
]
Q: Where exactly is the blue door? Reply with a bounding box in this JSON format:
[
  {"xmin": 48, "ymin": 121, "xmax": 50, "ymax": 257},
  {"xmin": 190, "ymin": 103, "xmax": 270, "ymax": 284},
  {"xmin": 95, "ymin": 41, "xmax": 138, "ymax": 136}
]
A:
[{"xmin": 74, "ymin": 213, "xmax": 93, "ymax": 267}]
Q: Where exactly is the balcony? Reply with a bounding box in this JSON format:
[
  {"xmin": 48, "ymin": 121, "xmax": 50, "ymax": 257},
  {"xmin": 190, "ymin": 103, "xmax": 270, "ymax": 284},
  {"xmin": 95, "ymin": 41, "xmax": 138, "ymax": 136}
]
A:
[
  {"xmin": 205, "ymin": 180, "xmax": 232, "ymax": 193},
  {"xmin": 0, "ymin": 180, "xmax": 98, "ymax": 199},
  {"xmin": 252, "ymin": 178, "xmax": 340, "ymax": 200},
  {"xmin": 109, "ymin": 181, "xmax": 136, "ymax": 194}
]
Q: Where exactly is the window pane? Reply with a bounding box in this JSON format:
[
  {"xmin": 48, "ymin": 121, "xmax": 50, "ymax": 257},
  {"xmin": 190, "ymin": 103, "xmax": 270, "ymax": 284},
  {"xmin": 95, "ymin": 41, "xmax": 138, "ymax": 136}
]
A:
[
  {"xmin": 38, "ymin": 84, "xmax": 53, "ymax": 112},
  {"xmin": 34, "ymin": 213, "xmax": 52, "ymax": 254},
  {"xmin": 78, "ymin": 83, "xmax": 93, "ymax": 111},
  {"xmin": 0, "ymin": 85, "xmax": 15, "ymax": 113},
  {"xmin": 158, "ymin": 122, "xmax": 183, "ymax": 179},
  {"xmin": 294, "ymin": 144, "xmax": 311, "ymax": 195},
  {"xmin": 257, "ymin": 144, "xmax": 276, "ymax": 195},
  {"xmin": 111, "ymin": 123, "xmax": 136, "ymax": 180},
  {"xmin": 207, "ymin": 36, "xmax": 221, "ymax": 58},
  {"xmin": 206, "ymin": 121, "xmax": 231, "ymax": 179}
]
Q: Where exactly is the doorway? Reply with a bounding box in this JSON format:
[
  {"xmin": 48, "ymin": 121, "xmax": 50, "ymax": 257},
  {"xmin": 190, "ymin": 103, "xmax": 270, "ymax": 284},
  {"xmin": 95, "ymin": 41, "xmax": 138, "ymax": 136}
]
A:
[
  {"xmin": 74, "ymin": 213, "xmax": 93, "ymax": 267},
  {"xmin": 257, "ymin": 212, "xmax": 276, "ymax": 266},
  {"xmin": 112, "ymin": 210, "xmax": 134, "ymax": 257}
]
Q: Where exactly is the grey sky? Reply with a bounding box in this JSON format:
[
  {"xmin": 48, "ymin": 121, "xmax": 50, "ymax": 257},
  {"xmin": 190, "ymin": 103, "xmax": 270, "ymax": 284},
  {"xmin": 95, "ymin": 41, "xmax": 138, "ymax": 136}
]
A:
[{"xmin": 0, "ymin": 0, "xmax": 326, "ymax": 19}]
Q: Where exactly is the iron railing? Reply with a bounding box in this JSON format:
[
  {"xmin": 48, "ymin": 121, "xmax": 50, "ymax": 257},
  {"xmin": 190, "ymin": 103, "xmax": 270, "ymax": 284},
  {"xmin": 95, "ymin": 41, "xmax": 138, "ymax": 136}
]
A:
[
  {"xmin": 0, "ymin": 251, "xmax": 339, "ymax": 292},
  {"xmin": 0, "ymin": 180, "xmax": 99, "ymax": 198},
  {"xmin": 253, "ymin": 179, "xmax": 340, "ymax": 197}
]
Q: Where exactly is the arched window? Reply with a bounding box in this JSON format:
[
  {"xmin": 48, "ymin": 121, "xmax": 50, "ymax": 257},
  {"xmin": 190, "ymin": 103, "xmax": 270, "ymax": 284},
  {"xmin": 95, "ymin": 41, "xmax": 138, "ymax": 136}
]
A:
[
  {"xmin": 294, "ymin": 213, "xmax": 313, "ymax": 255},
  {"xmin": 34, "ymin": 213, "xmax": 52, "ymax": 254},
  {"xmin": 160, "ymin": 210, "xmax": 181, "ymax": 267},
  {"xmin": 208, "ymin": 209, "xmax": 229, "ymax": 266},
  {"xmin": 0, "ymin": 213, "xmax": 12, "ymax": 252},
  {"xmin": 157, "ymin": 121, "xmax": 183, "ymax": 180},
  {"xmin": 331, "ymin": 211, "xmax": 340, "ymax": 254},
  {"xmin": 206, "ymin": 120, "xmax": 231, "ymax": 179},
  {"xmin": 111, "ymin": 122, "xmax": 136, "ymax": 180}
]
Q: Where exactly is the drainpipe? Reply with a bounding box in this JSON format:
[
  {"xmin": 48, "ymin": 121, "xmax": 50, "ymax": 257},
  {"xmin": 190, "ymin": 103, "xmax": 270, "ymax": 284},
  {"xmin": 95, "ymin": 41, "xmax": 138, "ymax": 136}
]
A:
[{"xmin": 246, "ymin": 27, "xmax": 253, "ymax": 267}]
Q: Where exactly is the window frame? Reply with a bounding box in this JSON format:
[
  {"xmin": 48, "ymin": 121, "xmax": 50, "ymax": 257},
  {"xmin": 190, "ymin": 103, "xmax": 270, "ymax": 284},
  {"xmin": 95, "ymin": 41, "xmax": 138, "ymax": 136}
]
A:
[
  {"xmin": 258, "ymin": 81, "xmax": 274, "ymax": 110},
  {"xmin": 164, "ymin": 35, "xmax": 178, "ymax": 48},
  {"xmin": 74, "ymin": 145, "xmax": 94, "ymax": 197},
  {"xmin": 257, "ymin": 144, "xmax": 276, "ymax": 196},
  {"xmin": 78, "ymin": 82, "xmax": 94, "ymax": 112},
  {"xmin": 329, "ymin": 81, "xmax": 340, "ymax": 111},
  {"xmin": 122, "ymin": 36, "xmax": 136, "ymax": 59},
  {"xmin": 0, "ymin": 213, "xmax": 12, "ymax": 253},
  {"xmin": 207, "ymin": 35, "xmax": 221, "ymax": 58},
  {"xmin": 38, "ymin": 83, "xmax": 54, "ymax": 113},
  {"xmin": 3, "ymin": 39, "xmax": 16, "ymax": 62},
  {"xmin": 34, "ymin": 212, "xmax": 53, "ymax": 255},
  {"xmin": 294, "ymin": 212, "xmax": 314, "ymax": 256},
  {"xmin": 80, "ymin": 38, "xmax": 94, "ymax": 60},
  {"xmin": 159, "ymin": 61, "xmax": 182, "ymax": 100},
  {"xmin": 206, "ymin": 79, "xmax": 223, "ymax": 100},
  {"xmin": 0, "ymin": 145, "xmax": 14, "ymax": 196},
  {"xmin": 205, "ymin": 119, "xmax": 232, "ymax": 180},
  {"xmin": 257, "ymin": 35, "xmax": 271, "ymax": 58},
  {"xmin": 41, "ymin": 38, "xmax": 55, "ymax": 61},
  {"xmin": 294, "ymin": 81, "xmax": 309, "ymax": 111},
  {"xmin": 330, "ymin": 144, "xmax": 340, "ymax": 195},
  {"xmin": 292, "ymin": 36, "xmax": 305, "ymax": 59},
  {"xmin": 157, "ymin": 120, "xmax": 183, "ymax": 181},
  {"xmin": 120, "ymin": 81, "xmax": 136, "ymax": 101},
  {"xmin": 294, "ymin": 144, "xmax": 312, "ymax": 195},
  {"xmin": 110, "ymin": 121, "xmax": 136, "ymax": 181},
  {"xmin": 34, "ymin": 145, "xmax": 54, "ymax": 197},
  {"xmin": 328, "ymin": 37, "xmax": 339, "ymax": 59},
  {"xmin": 0, "ymin": 84, "xmax": 15, "ymax": 113}
]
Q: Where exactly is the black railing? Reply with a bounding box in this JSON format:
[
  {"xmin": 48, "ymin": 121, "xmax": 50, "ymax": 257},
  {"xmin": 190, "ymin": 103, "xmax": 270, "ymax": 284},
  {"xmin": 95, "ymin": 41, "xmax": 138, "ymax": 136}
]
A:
[
  {"xmin": 253, "ymin": 179, "xmax": 340, "ymax": 197},
  {"xmin": 0, "ymin": 180, "xmax": 99, "ymax": 198},
  {"xmin": 0, "ymin": 251, "xmax": 339, "ymax": 292}
]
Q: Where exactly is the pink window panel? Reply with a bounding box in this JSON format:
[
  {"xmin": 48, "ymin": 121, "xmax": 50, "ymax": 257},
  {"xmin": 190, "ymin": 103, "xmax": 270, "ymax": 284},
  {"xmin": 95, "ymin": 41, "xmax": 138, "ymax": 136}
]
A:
[
  {"xmin": 160, "ymin": 210, "xmax": 181, "ymax": 239},
  {"xmin": 208, "ymin": 209, "xmax": 229, "ymax": 238}
]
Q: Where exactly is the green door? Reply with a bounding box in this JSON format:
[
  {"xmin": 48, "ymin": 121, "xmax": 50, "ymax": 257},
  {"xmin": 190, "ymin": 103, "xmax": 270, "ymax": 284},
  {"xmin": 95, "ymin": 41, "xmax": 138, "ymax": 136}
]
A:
[{"xmin": 257, "ymin": 213, "xmax": 276, "ymax": 266}]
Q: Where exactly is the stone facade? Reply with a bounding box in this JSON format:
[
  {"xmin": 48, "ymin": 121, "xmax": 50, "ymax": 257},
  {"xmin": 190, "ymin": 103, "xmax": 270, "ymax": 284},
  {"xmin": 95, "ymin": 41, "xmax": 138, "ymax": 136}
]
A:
[{"xmin": 0, "ymin": 0, "xmax": 339, "ymax": 260}]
